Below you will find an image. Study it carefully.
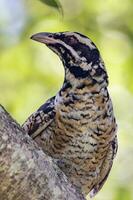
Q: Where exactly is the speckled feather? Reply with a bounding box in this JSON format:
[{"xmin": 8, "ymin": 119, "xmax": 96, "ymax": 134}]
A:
[{"xmin": 22, "ymin": 32, "xmax": 118, "ymax": 197}]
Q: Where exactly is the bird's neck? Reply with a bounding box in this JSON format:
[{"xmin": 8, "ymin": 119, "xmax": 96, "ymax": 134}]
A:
[
  {"xmin": 62, "ymin": 59, "xmax": 108, "ymax": 88},
  {"xmin": 55, "ymin": 74, "xmax": 108, "ymax": 106},
  {"xmin": 64, "ymin": 67, "xmax": 108, "ymax": 91},
  {"xmin": 55, "ymin": 62, "xmax": 109, "ymax": 105}
]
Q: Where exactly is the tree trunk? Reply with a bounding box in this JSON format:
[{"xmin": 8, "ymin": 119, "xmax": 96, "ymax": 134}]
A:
[{"xmin": 0, "ymin": 105, "xmax": 85, "ymax": 200}]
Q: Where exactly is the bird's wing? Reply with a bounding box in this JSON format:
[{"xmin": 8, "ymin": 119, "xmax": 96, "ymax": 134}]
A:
[
  {"xmin": 90, "ymin": 135, "xmax": 118, "ymax": 198},
  {"xmin": 22, "ymin": 96, "xmax": 56, "ymax": 139}
]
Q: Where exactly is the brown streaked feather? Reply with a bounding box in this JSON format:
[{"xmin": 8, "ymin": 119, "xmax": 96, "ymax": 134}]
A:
[
  {"xmin": 23, "ymin": 31, "xmax": 118, "ymax": 197},
  {"xmin": 22, "ymin": 97, "xmax": 56, "ymax": 138},
  {"xmin": 90, "ymin": 135, "xmax": 118, "ymax": 197}
]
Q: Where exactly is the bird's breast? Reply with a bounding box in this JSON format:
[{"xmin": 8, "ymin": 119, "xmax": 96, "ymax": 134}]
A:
[{"xmin": 55, "ymin": 90, "xmax": 116, "ymax": 145}]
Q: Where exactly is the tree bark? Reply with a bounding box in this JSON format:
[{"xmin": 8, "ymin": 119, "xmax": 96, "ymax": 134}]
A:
[{"xmin": 0, "ymin": 105, "xmax": 85, "ymax": 200}]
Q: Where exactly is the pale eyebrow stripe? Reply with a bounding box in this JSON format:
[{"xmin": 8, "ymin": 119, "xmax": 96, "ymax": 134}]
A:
[{"xmin": 56, "ymin": 39, "xmax": 81, "ymax": 60}]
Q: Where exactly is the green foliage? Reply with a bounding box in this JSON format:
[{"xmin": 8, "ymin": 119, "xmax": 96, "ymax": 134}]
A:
[
  {"xmin": 114, "ymin": 187, "xmax": 132, "ymax": 200},
  {"xmin": 39, "ymin": 0, "xmax": 62, "ymax": 13}
]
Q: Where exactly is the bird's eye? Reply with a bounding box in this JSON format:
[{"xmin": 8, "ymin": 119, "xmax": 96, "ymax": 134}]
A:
[
  {"xmin": 64, "ymin": 36, "xmax": 77, "ymax": 45},
  {"xmin": 69, "ymin": 37, "xmax": 77, "ymax": 44}
]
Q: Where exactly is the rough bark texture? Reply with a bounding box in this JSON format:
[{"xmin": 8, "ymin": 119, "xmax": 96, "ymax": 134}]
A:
[{"xmin": 0, "ymin": 105, "xmax": 85, "ymax": 200}]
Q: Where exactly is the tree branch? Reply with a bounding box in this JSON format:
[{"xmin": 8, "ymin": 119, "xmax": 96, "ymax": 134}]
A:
[{"xmin": 0, "ymin": 105, "xmax": 85, "ymax": 200}]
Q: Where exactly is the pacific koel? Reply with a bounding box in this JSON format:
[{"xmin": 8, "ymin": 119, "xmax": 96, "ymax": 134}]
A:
[{"xmin": 22, "ymin": 32, "xmax": 118, "ymax": 197}]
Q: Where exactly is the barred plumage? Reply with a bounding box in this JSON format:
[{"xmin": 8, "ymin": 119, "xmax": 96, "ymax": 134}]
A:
[{"xmin": 22, "ymin": 32, "xmax": 118, "ymax": 197}]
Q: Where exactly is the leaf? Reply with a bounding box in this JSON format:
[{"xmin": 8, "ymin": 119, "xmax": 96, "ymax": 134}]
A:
[{"xmin": 39, "ymin": 0, "xmax": 63, "ymax": 14}]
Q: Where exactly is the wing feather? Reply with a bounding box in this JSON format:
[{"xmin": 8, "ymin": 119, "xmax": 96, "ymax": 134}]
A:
[
  {"xmin": 90, "ymin": 135, "xmax": 118, "ymax": 198},
  {"xmin": 22, "ymin": 96, "xmax": 56, "ymax": 138}
]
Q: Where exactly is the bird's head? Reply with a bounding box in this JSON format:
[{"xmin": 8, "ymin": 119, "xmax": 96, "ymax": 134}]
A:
[{"xmin": 31, "ymin": 31, "xmax": 108, "ymax": 86}]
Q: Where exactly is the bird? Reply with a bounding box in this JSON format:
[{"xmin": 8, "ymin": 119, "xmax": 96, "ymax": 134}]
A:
[{"xmin": 22, "ymin": 31, "xmax": 118, "ymax": 197}]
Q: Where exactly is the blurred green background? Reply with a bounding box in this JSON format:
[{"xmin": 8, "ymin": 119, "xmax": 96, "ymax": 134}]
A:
[{"xmin": 0, "ymin": 0, "xmax": 133, "ymax": 199}]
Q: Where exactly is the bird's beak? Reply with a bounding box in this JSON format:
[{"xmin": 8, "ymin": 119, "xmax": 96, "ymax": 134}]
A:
[{"xmin": 30, "ymin": 32, "xmax": 57, "ymax": 45}]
